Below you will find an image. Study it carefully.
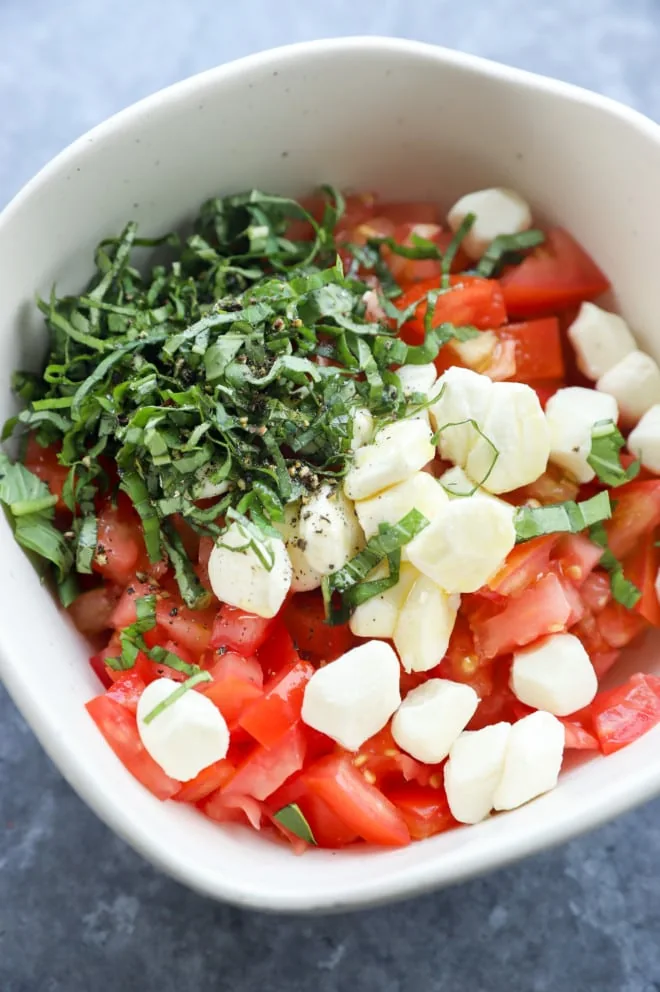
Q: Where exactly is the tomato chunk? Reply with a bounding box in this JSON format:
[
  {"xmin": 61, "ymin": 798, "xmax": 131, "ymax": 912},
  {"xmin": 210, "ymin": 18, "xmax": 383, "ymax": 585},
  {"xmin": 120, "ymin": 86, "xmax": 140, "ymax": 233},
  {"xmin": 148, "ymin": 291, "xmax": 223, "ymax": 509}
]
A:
[
  {"xmin": 500, "ymin": 228, "xmax": 610, "ymax": 317},
  {"xmin": 385, "ymin": 785, "xmax": 457, "ymax": 840},
  {"xmin": 268, "ymin": 774, "xmax": 359, "ymax": 848},
  {"xmin": 396, "ymin": 275, "xmax": 507, "ymax": 345},
  {"xmin": 239, "ymin": 658, "xmax": 314, "ymax": 748},
  {"xmin": 93, "ymin": 503, "xmax": 145, "ymax": 585},
  {"xmin": 174, "ymin": 759, "xmax": 235, "ymax": 803},
  {"xmin": 283, "ymin": 592, "xmax": 355, "ymax": 662},
  {"xmin": 211, "ymin": 603, "xmax": 275, "ymax": 656},
  {"xmin": 85, "ymin": 694, "xmax": 180, "ymax": 800},
  {"xmin": 553, "ymin": 533, "xmax": 603, "ymax": 586},
  {"xmin": 597, "ymin": 600, "xmax": 648, "ymax": 649},
  {"xmin": 105, "ymin": 671, "xmax": 146, "ymax": 713},
  {"xmin": 472, "ymin": 572, "xmax": 572, "ymax": 659},
  {"xmin": 223, "ymin": 724, "xmax": 307, "ymax": 801},
  {"xmin": 591, "ymin": 673, "xmax": 660, "ymax": 754},
  {"xmin": 68, "ymin": 584, "xmax": 122, "ymax": 636},
  {"xmin": 203, "ymin": 651, "xmax": 264, "ymax": 725},
  {"xmin": 488, "ymin": 535, "xmax": 559, "ymax": 597},
  {"xmin": 24, "ymin": 436, "xmax": 69, "ymax": 510},
  {"xmin": 605, "ymin": 481, "xmax": 660, "ymax": 560},
  {"xmin": 497, "ymin": 318, "xmax": 565, "ymax": 382},
  {"xmin": 256, "ymin": 620, "xmax": 299, "ymax": 680},
  {"xmin": 622, "ymin": 540, "xmax": 660, "ymax": 627}
]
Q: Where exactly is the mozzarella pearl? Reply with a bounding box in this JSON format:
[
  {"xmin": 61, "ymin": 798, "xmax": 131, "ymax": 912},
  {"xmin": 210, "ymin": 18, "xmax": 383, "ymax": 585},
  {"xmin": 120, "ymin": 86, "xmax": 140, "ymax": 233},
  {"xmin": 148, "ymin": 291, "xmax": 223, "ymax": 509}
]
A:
[
  {"xmin": 208, "ymin": 522, "xmax": 292, "ymax": 618},
  {"xmin": 492, "ymin": 711, "xmax": 565, "ymax": 811},
  {"xmin": 392, "ymin": 679, "xmax": 479, "ymax": 764},
  {"xmin": 446, "ymin": 188, "xmax": 532, "ymax": 260},
  {"xmin": 567, "ymin": 302, "xmax": 637, "ymax": 381},
  {"xmin": 349, "ymin": 561, "xmax": 418, "ymax": 639},
  {"xmin": 545, "ymin": 386, "xmax": 619, "ymax": 483},
  {"xmin": 511, "ymin": 633, "xmax": 598, "ymax": 717},
  {"xmin": 444, "ymin": 723, "xmax": 511, "ymax": 824},
  {"xmin": 627, "ymin": 404, "xmax": 660, "ymax": 474},
  {"xmin": 354, "ymin": 471, "xmax": 448, "ymax": 557},
  {"xmin": 393, "ymin": 573, "xmax": 460, "ymax": 673},
  {"xmin": 298, "ymin": 484, "xmax": 364, "ymax": 576},
  {"xmin": 344, "ymin": 419, "xmax": 435, "ymax": 500},
  {"xmin": 597, "ymin": 350, "xmax": 660, "ymax": 426}
]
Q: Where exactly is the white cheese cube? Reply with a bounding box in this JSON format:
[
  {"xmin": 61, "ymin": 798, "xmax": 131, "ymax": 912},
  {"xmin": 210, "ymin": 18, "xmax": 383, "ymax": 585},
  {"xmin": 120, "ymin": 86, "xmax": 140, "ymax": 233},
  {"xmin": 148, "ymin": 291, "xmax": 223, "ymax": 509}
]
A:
[
  {"xmin": 492, "ymin": 711, "xmax": 565, "ymax": 811},
  {"xmin": 349, "ymin": 561, "xmax": 418, "ymax": 639},
  {"xmin": 567, "ymin": 302, "xmax": 637, "ymax": 380},
  {"xmin": 208, "ymin": 522, "xmax": 292, "ymax": 618},
  {"xmin": 466, "ymin": 381, "xmax": 550, "ymax": 493},
  {"xmin": 393, "ymin": 574, "xmax": 460, "ymax": 672},
  {"xmin": 430, "ymin": 366, "xmax": 494, "ymax": 467},
  {"xmin": 354, "ymin": 472, "xmax": 448, "ymax": 559},
  {"xmin": 137, "ymin": 678, "xmax": 230, "ymax": 782},
  {"xmin": 444, "ymin": 722, "xmax": 511, "ymax": 824},
  {"xmin": 392, "ymin": 679, "xmax": 479, "ymax": 764},
  {"xmin": 446, "ymin": 187, "xmax": 532, "ymax": 260},
  {"xmin": 406, "ymin": 495, "xmax": 516, "ymax": 594},
  {"xmin": 396, "ymin": 362, "xmax": 438, "ymax": 397},
  {"xmin": 301, "ymin": 640, "xmax": 401, "ymax": 751},
  {"xmin": 545, "ymin": 386, "xmax": 619, "ymax": 484},
  {"xmin": 344, "ymin": 419, "xmax": 435, "ymax": 500},
  {"xmin": 298, "ymin": 484, "xmax": 364, "ymax": 576},
  {"xmin": 627, "ymin": 404, "xmax": 660, "ymax": 473},
  {"xmin": 351, "ymin": 407, "xmax": 375, "ymax": 451},
  {"xmin": 274, "ymin": 502, "xmax": 323, "ymax": 593},
  {"xmin": 511, "ymin": 633, "xmax": 598, "ymax": 716},
  {"xmin": 597, "ymin": 350, "xmax": 660, "ymax": 426}
]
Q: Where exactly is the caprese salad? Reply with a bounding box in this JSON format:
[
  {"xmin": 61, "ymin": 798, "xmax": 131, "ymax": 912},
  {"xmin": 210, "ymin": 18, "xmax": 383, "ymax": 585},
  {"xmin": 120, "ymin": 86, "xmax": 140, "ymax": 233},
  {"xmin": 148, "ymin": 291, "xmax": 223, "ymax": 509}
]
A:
[{"xmin": 3, "ymin": 185, "xmax": 660, "ymax": 851}]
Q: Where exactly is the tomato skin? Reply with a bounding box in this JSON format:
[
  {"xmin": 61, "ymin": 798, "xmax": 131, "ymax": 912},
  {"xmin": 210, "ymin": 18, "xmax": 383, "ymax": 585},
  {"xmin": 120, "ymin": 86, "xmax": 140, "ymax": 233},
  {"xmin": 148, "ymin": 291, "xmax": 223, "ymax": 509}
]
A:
[
  {"xmin": 597, "ymin": 600, "xmax": 648, "ymax": 648},
  {"xmin": 223, "ymin": 723, "xmax": 307, "ymax": 801},
  {"xmin": 553, "ymin": 533, "xmax": 603, "ymax": 586},
  {"xmin": 174, "ymin": 759, "xmax": 235, "ymax": 803},
  {"xmin": 283, "ymin": 592, "xmax": 356, "ymax": 662},
  {"xmin": 354, "ymin": 725, "xmax": 432, "ymax": 787},
  {"xmin": 202, "ymin": 651, "xmax": 264, "ymax": 725},
  {"xmin": 604, "ymin": 481, "xmax": 660, "ymax": 560},
  {"xmin": 203, "ymin": 791, "xmax": 264, "ymax": 830},
  {"xmin": 268, "ymin": 774, "xmax": 359, "ymax": 848},
  {"xmin": 24, "ymin": 436, "xmax": 69, "ymax": 510},
  {"xmin": 68, "ymin": 584, "xmax": 122, "ymax": 636},
  {"xmin": 105, "ymin": 671, "xmax": 146, "ymax": 713},
  {"xmin": 385, "ymin": 785, "xmax": 457, "ymax": 840},
  {"xmin": 85, "ymin": 694, "xmax": 180, "ymax": 800},
  {"xmin": 472, "ymin": 572, "xmax": 572, "ymax": 659},
  {"xmin": 591, "ymin": 673, "xmax": 660, "ymax": 754},
  {"xmin": 154, "ymin": 599, "xmax": 215, "ymax": 658},
  {"xmin": 256, "ymin": 620, "xmax": 299, "ymax": 680},
  {"xmin": 622, "ymin": 541, "xmax": 660, "ymax": 626},
  {"xmin": 497, "ymin": 318, "xmax": 565, "ymax": 383},
  {"xmin": 500, "ymin": 228, "xmax": 610, "ymax": 317},
  {"xmin": 303, "ymin": 753, "xmax": 411, "ymax": 847},
  {"xmin": 210, "ymin": 604, "xmax": 275, "ymax": 656},
  {"xmin": 579, "ymin": 570, "xmax": 612, "ymax": 615},
  {"xmin": 93, "ymin": 503, "xmax": 145, "ymax": 584},
  {"xmin": 488, "ymin": 535, "xmax": 559, "ymax": 597},
  {"xmin": 239, "ymin": 658, "xmax": 314, "ymax": 748},
  {"xmin": 396, "ymin": 275, "xmax": 507, "ymax": 345}
]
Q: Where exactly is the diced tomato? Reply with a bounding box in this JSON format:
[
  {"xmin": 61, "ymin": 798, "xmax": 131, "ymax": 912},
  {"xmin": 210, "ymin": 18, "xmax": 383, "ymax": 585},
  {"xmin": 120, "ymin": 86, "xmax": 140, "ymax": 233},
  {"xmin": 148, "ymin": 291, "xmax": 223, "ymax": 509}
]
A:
[
  {"xmin": 210, "ymin": 603, "xmax": 275, "ymax": 656},
  {"xmin": 67, "ymin": 584, "xmax": 122, "ymax": 636},
  {"xmin": 89, "ymin": 653, "xmax": 113, "ymax": 689},
  {"xmin": 383, "ymin": 223, "xmax": 447, "ymax": 285},
  {"xmin": 105, "ymin": 671, "xmax": 146, "ymax": 713},
  {"xmin": 553, "ymin": 570, "xmax": 586, "ymax": 627},
  {"xmin": 24, "ymin": 436, "xmax": 69, "ymax": 510},
  {"xmin": 553, "ymin": 533, "xmax": 603, "ymax": 586},
  {"xmin": 622, "ymin": 540, "xmax": 660, "ymax": 626},
  {"xmin": 239, "ymin": 658, "xmax": 314, "ymax": 748},
  {"xmin": 85, "ymin": 694, "xmax": 180, "ymax": 800},
  {"xmin": 472, "ymin": 572, "xmax": 572, "ymax": 659},
  {"xmin": 591, "ymin": 650, "xmax": 620, "ymax": 679},
  {"xmin": 497, "ymin": 318, "xmax": 565, "ymax": 382},
  {"xmin": 267, "ymin": 774, "xmax": 359, "ymax": 848},
  {"xmin": 204, "ymin": 791, "xmax": 264, "ymax": 830},
  {"xmin": 197, "ymin": 536, "xmax": 214, "ymax": 589},
  {"xmin": 283, "ymin": 592, "xmax": 356, "ymax": 662},
  {"xmin": 203, "ymin": 651, "xmax": 263, "ymax": 724},
  {"xmin": 155, "ymin": 598, "xmax": 215, "ymax": 658},
  {"xmin": 597, "ymin": 600, "xmax": 648, "ymax": 649},
  {"xmin": 605, "ymin": 481, "xmax": 660, "ymax": 560},
  {"xmin": 591, "ymin": 673, "xmax": 660, "ymax": 754},
  {"xmin": 562, "ymin": 719, "xmax": 600, "ymax": 750},
  {"xmin": 256, "ymin": 620, "xmax": 299, "ymax": 680},
  {"xmin": 396, "ymin": 275, "xmax": 507, "ymax": 345},
  {"xmin": 92, "ymin": 502, "xmax": 146, "ymax": 584},
  {"xmin": 500, "ymin": 228, "xmax": 610, "ymax": 318},
  {"xmin": 385, "ymin": 785, "xmax": 457, "ymax": 840},
  {"xmin": 222, "ymin": 723, "xmax": 307, "ymax": 801},
  {"xmin": 354, "ymin": 725, "xmax": 431, "ymax": 787},
  {"xmin": 435, "ymin": 615, "xmax": 496, "ymax": 702},
  {"xmin": 579, "ymin": 571, "xmax": 612, "ymax": 615},
  {"xmin": 174, "ymin": 759, "xmax": 235, "ymax": 803},
  {"xmin": 303, "ymin": 753, "xmax": 411, "ymax": 847},
  {"xmin": 488, "ymin": 534, "xmax": 559, "ymax": 597},
  {"xmin": 467, "ymin": 658, "xmax": 517, "ymax": 730},
  {"xmin": 110, "ymin": 579, "xmax": 155, "ymax": 628}
]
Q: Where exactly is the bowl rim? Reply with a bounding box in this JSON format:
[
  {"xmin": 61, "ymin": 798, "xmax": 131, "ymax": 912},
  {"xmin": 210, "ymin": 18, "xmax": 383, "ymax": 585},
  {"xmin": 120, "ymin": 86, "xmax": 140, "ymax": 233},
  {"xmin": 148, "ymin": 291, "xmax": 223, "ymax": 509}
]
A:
[{"xmin": 3, "ymin": 35, "xmax": 660, "ymax": 914}]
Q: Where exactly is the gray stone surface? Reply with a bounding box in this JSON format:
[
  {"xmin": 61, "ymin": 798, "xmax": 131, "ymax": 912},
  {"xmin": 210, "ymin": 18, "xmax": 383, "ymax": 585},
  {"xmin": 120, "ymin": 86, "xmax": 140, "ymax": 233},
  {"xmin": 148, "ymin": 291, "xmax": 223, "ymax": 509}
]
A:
[{"xmin": 2, "ymin": 1, "xmax": 660, "ymax": 988}]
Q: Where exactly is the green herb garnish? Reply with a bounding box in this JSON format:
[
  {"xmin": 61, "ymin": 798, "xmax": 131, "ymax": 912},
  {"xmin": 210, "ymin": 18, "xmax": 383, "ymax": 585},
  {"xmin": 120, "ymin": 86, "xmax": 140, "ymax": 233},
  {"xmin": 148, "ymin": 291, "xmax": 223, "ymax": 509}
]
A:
[
  {"xmin": 272, "ymin": 803, "xmax": 317, "ymax": 845},
  {"xmin": 514, "ymin": 491, "xmax": 612, "ymax": 542},
  {"xmin": 476, "ymin": 230, "xmax": 545, "ymax": 278},
  {"xmin": 589, "ymin": 521, "xmax": 641, "ymax": 608},
  {"xmin": 587, "ymin": 419, "xmax": 640, "ymax": 487}
]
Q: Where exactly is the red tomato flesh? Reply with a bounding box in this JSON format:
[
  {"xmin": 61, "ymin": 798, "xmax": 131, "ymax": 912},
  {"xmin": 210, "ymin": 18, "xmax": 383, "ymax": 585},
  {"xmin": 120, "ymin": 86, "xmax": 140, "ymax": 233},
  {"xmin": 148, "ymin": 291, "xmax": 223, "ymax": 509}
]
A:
[
  {"xmin": 211, "ymin": 603, "xmax": 275, "ymax": 656},
  {"xmin": 223, "ymin": 724, "xmax": 307, "ymax": 801},
  {"xmin": 591, "ymin": 673, "xmax": 660, "ymax": 754},
  {"xmin": 497, "ymin": 317, "xmax": 565, "ymax": 383},
  {"xmin": 473, "ymin": 572, "xmax": 573, "ymax": 659},
  {"xmin": 239, "ymin": 658, "xmax": 313, "ymax": 748}
]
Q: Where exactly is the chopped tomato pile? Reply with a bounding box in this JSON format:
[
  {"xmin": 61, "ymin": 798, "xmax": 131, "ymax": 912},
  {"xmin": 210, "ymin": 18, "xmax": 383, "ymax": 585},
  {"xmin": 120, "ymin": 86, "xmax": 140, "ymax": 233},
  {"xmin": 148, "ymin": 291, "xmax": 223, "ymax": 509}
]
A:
[{"xmin": 9, "ymin": 186, "xmax": 660, "ymax": 853}]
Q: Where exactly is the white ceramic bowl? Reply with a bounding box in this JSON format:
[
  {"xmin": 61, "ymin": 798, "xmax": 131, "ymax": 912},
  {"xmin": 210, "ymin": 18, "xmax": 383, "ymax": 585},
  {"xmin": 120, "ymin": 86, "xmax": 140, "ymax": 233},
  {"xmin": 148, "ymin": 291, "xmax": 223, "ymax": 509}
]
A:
[{"xmin": 2, "ymin": 36, "xmax": 660, "ymax": 913}]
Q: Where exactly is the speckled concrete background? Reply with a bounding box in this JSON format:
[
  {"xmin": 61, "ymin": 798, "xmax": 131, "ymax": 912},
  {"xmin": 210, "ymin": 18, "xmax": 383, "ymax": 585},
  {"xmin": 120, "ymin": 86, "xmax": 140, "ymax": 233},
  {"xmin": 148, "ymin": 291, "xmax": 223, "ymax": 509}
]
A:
[{"xmin": 3, "ymin": 2, "xmax": 660, "ymax": 989}]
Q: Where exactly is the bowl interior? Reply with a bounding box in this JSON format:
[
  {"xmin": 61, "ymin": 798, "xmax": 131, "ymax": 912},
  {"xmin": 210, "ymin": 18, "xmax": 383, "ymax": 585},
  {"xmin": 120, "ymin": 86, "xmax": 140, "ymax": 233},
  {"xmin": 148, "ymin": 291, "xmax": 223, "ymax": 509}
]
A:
[{"xmin": 2, "ymin": 38, "xmax": 660, "ymax": 912}]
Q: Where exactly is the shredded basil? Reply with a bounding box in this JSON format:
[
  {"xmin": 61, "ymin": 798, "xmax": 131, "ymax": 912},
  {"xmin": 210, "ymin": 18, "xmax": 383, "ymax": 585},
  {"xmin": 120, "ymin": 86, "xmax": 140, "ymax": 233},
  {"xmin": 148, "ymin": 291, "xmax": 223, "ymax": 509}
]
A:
[
  {"xmin": 476, "ymin": 230, "xmax": 545, "ymax": 278},
  {"xmin": 589, "ymin": 521, "xmax": 641, "ymax": 608},
  {"xmin": 515, "ymin": 491, "xmax": 612, "ymax": 542},
  {"xmin": 142, "ymin": 670, "xmax": 212, "ymax": 725},
  {"xmin": 587, "ymin": 419, "xmax": 640, "ymax": 487},
  {"xmin": 272, "ymin": 803, "xmax": 317, "ymax": 845}
]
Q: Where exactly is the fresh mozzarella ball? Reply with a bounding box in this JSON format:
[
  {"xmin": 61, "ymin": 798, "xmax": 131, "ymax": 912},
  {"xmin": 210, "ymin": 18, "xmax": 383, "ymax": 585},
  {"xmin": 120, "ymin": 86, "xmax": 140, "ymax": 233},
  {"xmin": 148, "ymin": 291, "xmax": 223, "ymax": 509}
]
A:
[
  {"xmin": 301, "ymin": 640, "xmax": 401, "ymax": 751},
  {"xmin": 343, "ymin": 419, "xmax": 435, "ymax": 500},
  {"xmin": 354, "ymin": 472, "xmax": 448, "ymax": 558},
  {"xmin": 466, "ymin": 381, "xmax": 550, "ymax": 493},
  {"xmin": 391, "ymin": 679, "xmax": 479, "ymax": 764},
  {"xmin": 446, "ymin": 187, "xmax": 533, "ymax": 260},
  {"xmin": 351, "ymin": 407, "xmax": 375, "ymax": 451},
  {"xmin": 393, "ymin": 573, "xmax": 460, "ymax": 672},
  {"xmin": 492, "ymin": 711, "xmax": 565, "ymax": 811},
  {"xmin": 444, "ymin": 722, "xmax": 511, "ymax": 824},
  {"xmin": 137, "ymin": 678, "xmax": 230, "ymax": 782},
  {"xmin": 349, "ymin": 561, "xmax": 418, "ymax": 638},
  {"xmin": 430, "ymin": 366, "xmax": 494, "ymax": 467},
  {"xmin": 208, "ymin": 522, "xmax": 292, "ymax": 618},
  {"xmin": 406, "ymin": 495, "xmax": 516, "ymax": 594},
  {"xmin": 298, "ymin": 484, "xmax": 364, "ymax": 576},
  {"xmin": 567, "ymin": 302, "xmax": 637, "ymax": 381},
  {"xmin": 627, "ymin": 404, "xmax": 660, "ymax": 473},
  {"xmin": 597, "ymin": 350, "xmax": 660, "ymax": 426},
  {"xmin": 545, "ymin": 386, "xmax": 619, "ymax": 484},
  {"xmin": 396, "ymin": 363, "xmax": 438, "ymax": 397},
  {"xmin": 511, "ymin": 633, "xmax": 598, "ymax": 717},
  {"xmin": 274, "ymin": 502, "xmax": 323, "ymax": 592}
]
